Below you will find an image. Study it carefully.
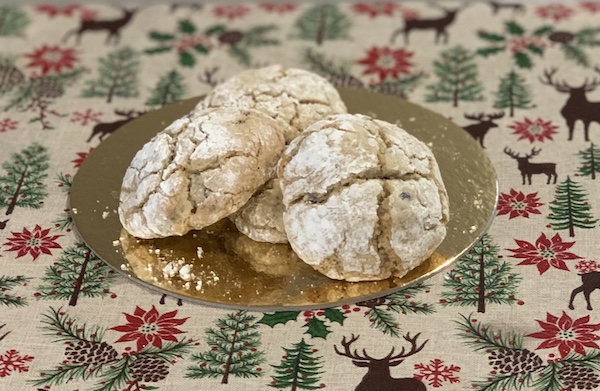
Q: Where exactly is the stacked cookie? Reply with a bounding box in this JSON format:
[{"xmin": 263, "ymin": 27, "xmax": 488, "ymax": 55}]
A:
[{"xmin": 118, "ymin": 65, "xmax": 449, "ymax": 282}]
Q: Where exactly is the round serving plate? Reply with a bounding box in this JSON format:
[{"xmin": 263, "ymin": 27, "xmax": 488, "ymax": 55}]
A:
[{"xmin": 70, "ymin": 88, "xmax": 498, "ymax": 311}]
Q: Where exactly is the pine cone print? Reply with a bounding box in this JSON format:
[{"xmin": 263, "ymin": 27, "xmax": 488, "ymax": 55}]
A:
[
  {"xmin": 34, "ymin": 77, "xmax": 64, "ymax": 98},
  {"xmin": 0, "ymin": 63, "xmax": 25, "ymax": 92},
  {"xmin": 488, "ymin": 348, "xmax": 543, "ymax": 374},
  {"xmin": 65, "ymin": 340, "xmax": 118, "ymax": 366},
  {"xmin": 356, "ymin": 297, "xmax": 387, "ymax": 308},
  {"xmin": 130, "ymin": 356, "xmax": 170, "ymax": 383},
  {"xmin": 558, "ymin": 363, "xmax": 600, "ymax": 390}
]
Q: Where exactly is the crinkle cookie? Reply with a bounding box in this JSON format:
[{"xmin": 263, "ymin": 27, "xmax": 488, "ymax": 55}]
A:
[
  {"xmin": 278, "ymin": 114, "xmax": 449, "ymax": 282},
  {"xmin": 118, "ymin": 107, "xmax": 285, "ymax": 239},
  {"xmin": 195, "ymin": 64, "xmax": 347, "ymax": 143},
  {"xmin": 230, "ymin": 178, "xmax": 287, "ymax": 243}
]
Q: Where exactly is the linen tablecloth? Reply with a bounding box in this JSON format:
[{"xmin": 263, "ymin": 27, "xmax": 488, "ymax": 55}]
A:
[{"xmin": 2, "ymin": 2, "xmax": 600, "ymax": 390}]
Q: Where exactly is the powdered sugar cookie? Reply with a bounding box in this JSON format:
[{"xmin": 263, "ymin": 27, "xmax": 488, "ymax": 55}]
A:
[
  {"xmin": 278, "ymin": 114, "xmax": 449, "ymax": 281},
  {"xmin": 118, "ymin": 107, "xmax": 285, "ymax": 239}
]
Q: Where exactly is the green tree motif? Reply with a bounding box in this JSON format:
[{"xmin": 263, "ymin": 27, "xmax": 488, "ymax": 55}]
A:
[
  {"xmin": 548, "ymin": 176, "xmax": 597, "ymax": 237},
  {"xmin": 0, "ymin": 143, "xmax": 49, "ymax": 230},
  {"xmin": 0, "ymin": 275, "xmax": 32, "ymax": 307},
  {"xmin": 146, "ymin": 70, "xmax": 186, "ymax": 107},
  {"xmin": 0, "ymin": 57, "xmax": 25, "ymax": 96},
  {"xmin": 494, "ymin": 70, "xmax": 533, "ymax": 117},
  {"xmin": 426, "ymin": 45, "xmax": 484, "ymax": 107},
  {"xmin": 292, "ymin": 4, "xmax": 351, "ymax": 46},
  {"xmin": 187, "ymin": 311, "xmax": 265, "ymax": 384},
  {"xmin": 0, "ymin": 6, "xmax": 30, "ymax": 36},
  {"xmin": 577, "ymin": 143, "xmax": 600, "ymax": 180},
  {"xmin": 82, "ymin": 47, "xmax": 140, "ymax": 103},
  {"xmin": 269, "ymin": 339, "xmax": 324, "ymax": 390},
  {"xmin": 52, "ymin": 172, "xmax": 73, "ymax": 232},
  {"xmin": 441, "ymin": 234, "xmax": 521, "ymax": 313},
  {"xmin": 36, "ymin": 242, "xmax": 117, "ymax": 306}
]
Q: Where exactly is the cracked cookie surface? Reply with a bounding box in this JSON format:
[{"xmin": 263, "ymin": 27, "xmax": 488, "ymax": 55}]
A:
[
  {"xmin": 278, "ymin": 114, "xmax": 449, "ymax": 281},
  {"xmin": 118, "ymin": 107, "xmax": 285, "ymax": 239}
]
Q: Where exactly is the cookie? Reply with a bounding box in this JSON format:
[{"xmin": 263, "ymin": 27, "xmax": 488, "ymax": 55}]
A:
[
  {"xmin": 278, "ymin": 114, "xmax": 449, "ymax": 281},
  {"xmin": 118, "ymin": 107, "xmax": 285, "ymax": 239}
]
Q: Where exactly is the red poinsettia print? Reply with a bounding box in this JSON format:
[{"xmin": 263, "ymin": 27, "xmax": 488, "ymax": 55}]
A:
[
  {"xmin": 23, "ymin": 45, "xmax": 78, "ymax": 76},
  {"xmin": 352, "ymin": 2, "xmax": 399, "ymax": 18},
  {"xmin": 213, "ymin": 5, "xmax": 251, "ymax": 20},
  {"xmin": 70, "ymin": 109, "xmax": 102, "ymax": 126},
  {"xmin": 507, "ymin": 232, "xmax": 582, "ymax": 274},
  {"xmin": 0, "ymin": 350, "xmax": 34, "ymax": 377},
  {"xmin": 3, "ymin": 225, "xmax": 62, "ymax": 261},
  {"xmin": 497, "ymin": 189, "xmax": 543, "ymax": 219},
  {"xmin": 527, "ymin": 312, "xmax": 600, "ymax": 358},
  {"xmin": 0, "ymin": 118, "xmax": 18, "ymax": 133},
  {"xmin": 258, "ymin": 3, "xmax": 297, "ymax": 14},
  {"xmin": 509, "ymin": 117, "xmax": 558, "ymax": 143},
  {"xmin": 575, "ymin": 260, "xmax": 600, "ymax": 274},
  {"xmin": 110, "ymin": 306, "xmax": 188, "ymax": 351},
  {"xmin": 72, "ymin": 148, "xmax": 94, "ymax": 169},
  {"xmin": 357, "ymin": 47, "xmax": 414, "ymax": 83},
  {"xmin": 536, "ymin": 4, "xmax": 575, "ymax": 21},
  {"xmin": 580, "ymin": 2, "xmax": 600, "ymax": 13}
]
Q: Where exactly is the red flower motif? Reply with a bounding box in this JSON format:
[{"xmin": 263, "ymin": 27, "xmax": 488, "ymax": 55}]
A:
[
  {"xmin": 23, "ymin": 45, "xmax": 78, "ymax": 76},
  {"xmin": 35, "ymin": 5, "xmax": 81, "ymax": 17},
  {"xmin": 70, "ymin": 109, "xmax": 103, "ymax": 126},
  {"xmin": 536, "ymin": 4, "xmax": 575, "ymax": 21},
  {"xmin": 72, "ymin": 148, "xmax": 94, "ymax": 169},
  {"xmin": 357, "ymin": 47, "xmax": 414, "ymax": 83},
  {"xmin": 352, "ymin": 3, "xmax": 399, "ymax": 18},
  {"xmin": 110, "ymin": 306, "xmax": 188, "ymax": 351},
  {"xmin": 497, "ymin": 189, "xmax": 543, "ymax": 219},
  {"xmin": 509, "ymin": 117, "xmax": 558, "ymax": 143},
  {"xmin": 3, "ymin": 225, "xmax": 62, "ymax": 261},
  {"xmin": 527, "ymin": 312, "xmax": 600, "ymax": 358},
  {"xmin": 580, "ymin": 2, "xmax": 600, "ymax": 13},
  {"xmin": 213, "ymin": 5, "xmax": 251, "ymax": 20},
  {"xmin": 576, "ymin": 260, "xmax": 600, "ymax": 274},
  {"xmin": 0, "ymin": 118, "xmax": 18, "ymax": 133},
  {"xmin": 508, "ymin": 232, "xmax": 582, "ymax": 274},
  {"xmin": 258, "ymin": 3, "xmax": 297, "ymax": 14}
]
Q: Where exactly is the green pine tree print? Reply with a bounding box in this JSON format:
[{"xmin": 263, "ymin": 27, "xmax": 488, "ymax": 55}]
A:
[
  {"xmin": 426, "ymin": 45, "xmax": 484, "ymax": 107},
  {"xmin": 35, "ymin": 242, "xmax": 117, "ymax": 306},
  {"xmin": 187, "ymin": 311, "xmax": 265, "ymax": 384},
  {"xmin": 548, "ymin": 176, "xmax": 597, "ymax": 237},
  {"xmin": 82, "ymin": 47, "xmax": 140, "ymax": 103},
  {"xmin": 292, "ymin": 4, "xmax": 351, "ymax": 46},
  {"xmin": 269, "ymin": 339, "xmax": 324, "ymax": 390},
  {"xmin": 0, "ymin": 57, "xmax": 25, "ymax": 96},
  {"xmin": 146, "ymin": 70, "xmax": 186, "ymax": 107},
  {"xmin": 577, "ymin": 143, "xmax": 600, "ymax": 180},
  {"xmin": 0, "ymin": 275, "xmax": 32, "ymax": 307},
  {"xmin": 0, "ymin": 143, "xmax": 49, "ymax": 230},
  {"xmin": 0, "ymin": 6, "xmax": 30, "ymax": 36},
  {"xmin": 441, "ymin": 235, "xmax": 521, "ymax": 313},
  {"xmin": 494, "ymin": 70, "xmax": 533, "ymax": 117},
  {"xmin": 52, "ymin": 172, "xmax": 73, "ymax": 232}
]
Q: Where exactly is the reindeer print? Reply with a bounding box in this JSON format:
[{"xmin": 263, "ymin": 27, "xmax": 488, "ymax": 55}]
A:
[
  {"xmin": 335, "ymin": 333, "xmax": 428, "ymax": 391},
  {"xmin": 462, "ymin": 112, "xmax": 505, "ymax": 148},
  {"xmin": 87, "ymin": 109, "xmax": 145, "ymax": 142},
  {"xmin": 63, "ymin": 7, "xmax": 137, "ymax": 45},
  {"xmin": 540, "ymin": 67, "xmax": 600, "ymax": 141},
  {"xmin": 504, "ymin": 147, "xmax": 557, "ymax": 185},
  {"xmin": 569, "ymin": 272, "xmax": 600, "ymax": 310},
  {"xmin": 390, "ymin": 3, "xmax": 467, "ymax": 45}
]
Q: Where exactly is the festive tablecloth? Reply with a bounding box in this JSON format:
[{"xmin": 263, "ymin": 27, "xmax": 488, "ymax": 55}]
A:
[{"xmin": 3, "ymin": 1, "xmax": 600, "ymax": 390}]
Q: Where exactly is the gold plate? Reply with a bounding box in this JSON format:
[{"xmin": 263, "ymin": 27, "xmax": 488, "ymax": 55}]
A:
[{"xmin": 70, "ymin": 88, "xmax": 498, "ymax": 311}]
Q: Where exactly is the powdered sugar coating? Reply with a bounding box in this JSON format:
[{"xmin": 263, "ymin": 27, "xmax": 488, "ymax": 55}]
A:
[
  {"xmin": 119, "ymin": 107, "xmax": 285, "ymax": 239},
  {"xmin": 279, "ymin": 114, "xmax": 449, "ymax": 281}
]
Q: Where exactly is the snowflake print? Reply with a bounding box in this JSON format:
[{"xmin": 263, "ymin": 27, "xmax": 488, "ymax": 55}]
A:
[
  {"xmin": 0, "ymin": 118, "xmax": 18, "ymax": 133},
  {"xmin": 3, "ymin": 225, "xmax": 62, "ymax": 261},
  {"xmin": 509, "ymin": 117, "xmax": 559, "ymax": 143},
  {"xmin": 258, "ymin": 3, "xmax": 297, "ymax": 14},
  {"xmin": 414, "ymin": 359, "xmax": 460, "ymax": 387},
  {"xmin": 527, "ymin": 312, "xmax": 600, "ymax": 358},
  {"xmin": 575, "ymin": 260, "xmax": 600, "ymax": 274},
  {"xmin": 0, "ymin": 350, "xmax": 34, "ymax": 377},
  {"xmin": 351, "ymin": 3, "xmax": 399, "ymax": 18},
  {"xmin": 580, "ymin": 2, "xmax": 600, "ymax": 13},
  {"xmin": 497, "ymin": 189, "xmax": 543, "ymax": 219},
  {"xmin": 213, "ymin": 5, "xmax": 251, "ymax": 20},
  {"xmin": 536, "ymin": 4, "xmax": 575, "ymax": 21},
  {"xmin": 357, "ymin": 46, "xmax": 414, "ymax": 83},
  {"xmin": 110, "ymin": 305, "xmax": 188, "ymax": 351},
  {"xmin": 23, "ymin": 45, "xmax": 78, "ymax": 76},
  {"xmin": 71, "ymin": 148, "xmax": 94, "ymax": 169},
  {"xmin": 70, "ymin": 109, "xmax": 103, "ymax": 126},
  {"xmin": 507, "ymin": 232, "xmax": 582, "ymax": 274}
]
